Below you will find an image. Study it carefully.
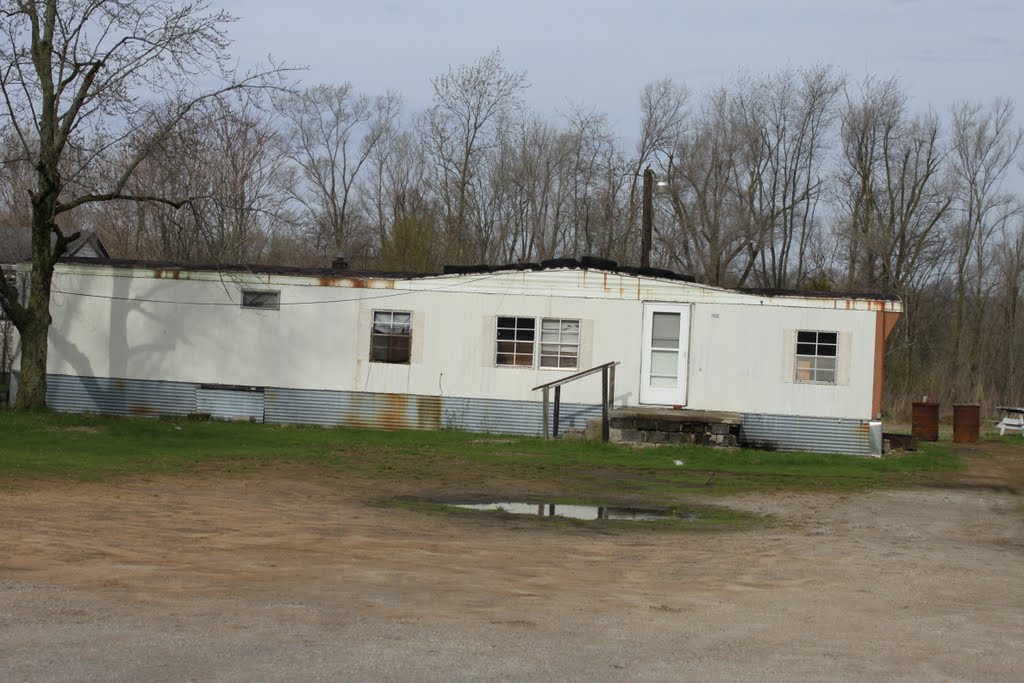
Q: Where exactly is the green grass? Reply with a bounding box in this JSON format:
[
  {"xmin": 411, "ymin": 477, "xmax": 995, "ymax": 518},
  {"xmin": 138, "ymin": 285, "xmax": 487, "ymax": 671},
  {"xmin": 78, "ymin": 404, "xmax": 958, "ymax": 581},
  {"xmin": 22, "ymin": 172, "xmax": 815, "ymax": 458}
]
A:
[{"xmin": 0, "ymin": 410, "xmax": 961, "ymax": 499}]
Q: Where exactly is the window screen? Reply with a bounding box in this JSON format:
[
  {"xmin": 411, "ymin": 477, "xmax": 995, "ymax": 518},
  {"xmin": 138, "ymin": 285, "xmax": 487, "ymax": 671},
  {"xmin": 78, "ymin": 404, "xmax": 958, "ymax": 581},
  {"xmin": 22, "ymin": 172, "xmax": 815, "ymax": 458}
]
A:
[{"xmin": 539, "ymin": 318, "xmax": 580, "ymax": 369}]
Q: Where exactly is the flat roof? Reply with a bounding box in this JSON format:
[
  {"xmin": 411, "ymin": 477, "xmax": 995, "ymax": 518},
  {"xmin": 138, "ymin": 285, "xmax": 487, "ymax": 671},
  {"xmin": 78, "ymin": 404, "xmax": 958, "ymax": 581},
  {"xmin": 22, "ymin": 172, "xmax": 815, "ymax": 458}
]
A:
[{"xmin": 57, "ymin": 255, "xmax": 899, "ymax": 302}]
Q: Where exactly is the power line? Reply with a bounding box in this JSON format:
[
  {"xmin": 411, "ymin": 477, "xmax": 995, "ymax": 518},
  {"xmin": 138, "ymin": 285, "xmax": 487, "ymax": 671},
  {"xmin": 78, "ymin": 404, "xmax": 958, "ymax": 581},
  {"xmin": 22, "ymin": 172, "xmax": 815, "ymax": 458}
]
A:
[{"xmin": 50, "ymin": 271, "xmax": 507, "ymax": 307}]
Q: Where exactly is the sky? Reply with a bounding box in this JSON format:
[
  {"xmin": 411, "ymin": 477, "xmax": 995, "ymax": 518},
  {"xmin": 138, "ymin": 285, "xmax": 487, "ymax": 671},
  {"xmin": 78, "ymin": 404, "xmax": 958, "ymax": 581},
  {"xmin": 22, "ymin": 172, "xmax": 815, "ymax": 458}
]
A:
[{"xmin": 221, "ymin": 0, "xmax": 1024, "ymax": 145}]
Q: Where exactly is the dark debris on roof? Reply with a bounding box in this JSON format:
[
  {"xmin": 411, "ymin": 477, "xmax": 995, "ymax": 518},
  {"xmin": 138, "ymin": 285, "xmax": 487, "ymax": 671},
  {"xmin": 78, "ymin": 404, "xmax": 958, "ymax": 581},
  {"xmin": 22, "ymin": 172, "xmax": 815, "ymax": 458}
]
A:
[{"xmin": 57, "ymin": 255, "xmax": 896, "ymax": 301}]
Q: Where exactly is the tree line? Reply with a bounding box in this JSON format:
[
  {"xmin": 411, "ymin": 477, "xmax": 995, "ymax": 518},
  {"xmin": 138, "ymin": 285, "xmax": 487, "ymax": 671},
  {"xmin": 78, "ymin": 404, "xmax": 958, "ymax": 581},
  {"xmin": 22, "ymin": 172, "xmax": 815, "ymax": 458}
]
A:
[{"xmin": 0, "ymin": 3, "xmax": 1021, "ymax": 416}]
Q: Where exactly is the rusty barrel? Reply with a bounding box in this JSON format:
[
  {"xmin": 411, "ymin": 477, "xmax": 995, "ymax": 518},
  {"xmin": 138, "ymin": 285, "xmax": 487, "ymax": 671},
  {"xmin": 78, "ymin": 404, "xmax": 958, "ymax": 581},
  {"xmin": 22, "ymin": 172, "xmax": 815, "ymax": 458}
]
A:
[
  {"xmin": 911, "ymin": 402, "xmax": 939, "ymax": 442},
  {"xmin": 952, "ymin": 404, "xmax": 980, "ymax": 443}
]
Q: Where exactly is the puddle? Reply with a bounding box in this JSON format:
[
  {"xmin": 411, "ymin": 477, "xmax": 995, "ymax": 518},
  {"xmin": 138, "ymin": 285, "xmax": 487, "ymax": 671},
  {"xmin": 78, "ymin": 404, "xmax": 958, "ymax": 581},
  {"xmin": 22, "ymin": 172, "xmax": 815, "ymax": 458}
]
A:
[{"xmin": 449, "ymin": 502, "xmax": 696, "ymax": 522}]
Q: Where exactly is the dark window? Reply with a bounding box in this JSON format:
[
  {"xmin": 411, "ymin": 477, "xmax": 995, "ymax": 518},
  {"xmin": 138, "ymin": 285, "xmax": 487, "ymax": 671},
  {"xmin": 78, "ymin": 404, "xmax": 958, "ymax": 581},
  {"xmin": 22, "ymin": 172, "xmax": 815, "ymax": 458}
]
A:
[
  {"xmin": 241, "ymin": 290, "xmax": 280, "ymax": 310},
  {"xmin": 496, "ymin": 317, "xmax": 535, "ymax": 367},
  {"xmin": 371, "ymin": 311, "xmax": 412, "ymax": 364},
  {"xmin": 795, "ymin": 330, "xmax": 838, "ymax": 384}
]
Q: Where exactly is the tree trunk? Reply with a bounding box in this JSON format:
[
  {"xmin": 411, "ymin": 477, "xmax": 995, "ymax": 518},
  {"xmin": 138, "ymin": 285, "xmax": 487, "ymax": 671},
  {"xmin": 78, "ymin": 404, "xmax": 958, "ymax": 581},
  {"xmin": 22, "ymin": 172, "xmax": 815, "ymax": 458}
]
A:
[
  {"xmin": 15, "ymin": 188, "xmax": 59, "ymax": 410},
  {"xmin": 13, "ymin": 313, "xmax": 50, "ymax": 409}
]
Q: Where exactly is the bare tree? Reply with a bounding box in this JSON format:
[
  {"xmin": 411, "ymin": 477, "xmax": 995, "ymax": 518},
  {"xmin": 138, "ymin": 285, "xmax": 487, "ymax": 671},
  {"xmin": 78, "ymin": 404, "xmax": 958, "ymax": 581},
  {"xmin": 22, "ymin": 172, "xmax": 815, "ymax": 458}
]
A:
[
  {"xmin": 734, "ymin": 66, "xmax": 843, "ymax": 288},
  {"xmin": 837, "ymin": 79, "xmax": 954, "ymax": 293},
  {"xmin": 420, "ymin": 49, "xmax": 527, "ymax": 262},
  {"xmin": 92, "ymin": 95, "xmax": 291, "ymax": 264},
  {"xmin": 948, "ymin": 99, "xmax": 1023, "ymax": 398},
  {"xmin": 662, "ymin": 87, "xmax": 749, "ymax": 285},
  {"xmin": 367, "ymin": 128, "xmax": 441, "ymax": 271},
  {"xmin": 190, "ymin": 96, "xmax": 293, "ymax": 263},
  {"xmin": 276, "ymin": 84, "xmax": 399, "ymax": 262},
  {"xmin": 626, "ymin": 78, "xmax": 688, "ymax": 249},
  {"xmin": 554, "ymin": 105, "xmax": 626, "ymax": 260},
  {"xmin": 990, "ymin": 223, "xmax": 1024, "ymax": 403},
  {"xmin": 0, "ymin": 0, "xmax": 286, "ymax": 409}
]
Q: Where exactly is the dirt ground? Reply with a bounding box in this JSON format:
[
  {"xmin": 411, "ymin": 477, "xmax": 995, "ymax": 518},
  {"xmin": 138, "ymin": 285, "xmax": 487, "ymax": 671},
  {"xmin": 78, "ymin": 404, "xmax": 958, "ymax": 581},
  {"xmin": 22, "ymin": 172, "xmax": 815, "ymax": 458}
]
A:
[{"xmin": 1, "ymin": 447, "xmax": 1023, "ymax": 682}]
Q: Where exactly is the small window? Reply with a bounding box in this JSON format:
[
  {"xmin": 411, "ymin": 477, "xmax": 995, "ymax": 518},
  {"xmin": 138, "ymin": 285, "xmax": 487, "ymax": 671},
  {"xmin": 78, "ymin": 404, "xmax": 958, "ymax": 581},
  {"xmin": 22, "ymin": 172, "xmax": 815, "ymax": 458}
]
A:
[
  {"xmin": 496, "ymin": 317, "xmax": 535, "ymax": 367},
  {"xmin": 795, "ymin": 330, "xmax": 837, "ymax": 384},
  {"xmin": 242, "ymin": 290, "xmax": 280, "ymax": 310},
  {"xmin": 539, "ymin": 318, "xmax": 580, "ymax": 369},
  {"xmin": 371, "ymin": 310, "xmax": 412, "ymax": 364}
]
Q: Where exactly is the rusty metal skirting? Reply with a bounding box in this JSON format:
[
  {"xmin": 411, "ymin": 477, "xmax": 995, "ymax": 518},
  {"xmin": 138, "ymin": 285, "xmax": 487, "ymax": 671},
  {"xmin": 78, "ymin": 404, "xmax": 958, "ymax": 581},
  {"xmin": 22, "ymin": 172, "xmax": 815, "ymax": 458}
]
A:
[
  {"xmin": 41, "ymin": 373, "xmax": 880, "ymax": 453},
  {"xmin": 739, "ymin": 413, "xmax": 880, "ymax": 457},
  {"xmin": 41, "ymin": 374, "xmax": 601, "ymax": 436},
  {"xmin": 264, "ymin": 386, "xmax": 601, "ymax": 435}
]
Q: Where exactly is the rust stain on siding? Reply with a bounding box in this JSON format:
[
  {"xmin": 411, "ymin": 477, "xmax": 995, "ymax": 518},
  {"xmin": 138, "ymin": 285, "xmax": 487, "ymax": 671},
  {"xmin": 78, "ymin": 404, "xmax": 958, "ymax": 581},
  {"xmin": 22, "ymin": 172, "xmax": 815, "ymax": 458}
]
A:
[
  {"xmin": 416, "ymin": 394, "xmax": 443, "ymax": 430},
  {"xmin": 315, "ymin": 277, "xmax": 395, "ymax": 289},
  {"xmin": 130, "ymin": 405, "xmax": 155, "ymax": 415},
  {"xmin": 378, "ymin": 392, "xmax": 408, "ymax": 429},
  {"xmin": 345, "ymin": 391, "xmax": 442, "ymax": 431}
]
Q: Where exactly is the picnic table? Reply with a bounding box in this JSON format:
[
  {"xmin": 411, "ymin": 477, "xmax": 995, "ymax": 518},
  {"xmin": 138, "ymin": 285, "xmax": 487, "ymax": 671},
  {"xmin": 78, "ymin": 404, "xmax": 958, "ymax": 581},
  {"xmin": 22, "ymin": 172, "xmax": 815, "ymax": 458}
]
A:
[{"xmin": 995, "ymin": 406, "xmax": 1024, "ymax": 435}]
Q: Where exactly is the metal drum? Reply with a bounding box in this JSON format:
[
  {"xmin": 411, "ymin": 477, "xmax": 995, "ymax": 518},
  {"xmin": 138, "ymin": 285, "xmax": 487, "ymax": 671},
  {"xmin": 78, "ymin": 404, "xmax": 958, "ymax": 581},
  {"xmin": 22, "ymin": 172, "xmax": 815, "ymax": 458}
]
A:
[
  {"xmin": 952, "ymin": 404, "xmax": 980, "ymax": 443},
  {"xmin": 911, "ymin": 402, "xmax": 940, "ymax": 442}
]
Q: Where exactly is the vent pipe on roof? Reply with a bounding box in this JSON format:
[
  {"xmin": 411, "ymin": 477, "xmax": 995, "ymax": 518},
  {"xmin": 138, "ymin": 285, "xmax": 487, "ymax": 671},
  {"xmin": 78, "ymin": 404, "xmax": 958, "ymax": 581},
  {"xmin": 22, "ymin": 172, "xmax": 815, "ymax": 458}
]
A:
[{"xmin": 332, "ymin": 255, "xmax": 349, "ymax": 270}]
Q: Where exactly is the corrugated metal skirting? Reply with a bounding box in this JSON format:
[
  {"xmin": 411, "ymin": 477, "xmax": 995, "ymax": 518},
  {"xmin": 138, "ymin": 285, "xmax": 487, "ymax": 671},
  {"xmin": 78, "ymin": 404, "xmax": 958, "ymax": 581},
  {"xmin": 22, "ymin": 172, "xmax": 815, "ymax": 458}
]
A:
[
  {"xmin": 42, "ymin": 374, "xmax": 599, "ymax": 436},
  {"xmin": 263, "ymin": 386, "xmax": 600, "ymax": 436},
  {"xmin": 46, "ymin": 374, "xmax": 197, "ymax": 417},
  {"xmin": 740, "ymin": 413, "xmax": 877, "ymax": 457},
  {"xmin": 196, "ymin": 387, "xmax": 265, "ymax": 422},
  {"xmin": 42, "ymin": 373, "xmax": 878, "ymax": 454}
]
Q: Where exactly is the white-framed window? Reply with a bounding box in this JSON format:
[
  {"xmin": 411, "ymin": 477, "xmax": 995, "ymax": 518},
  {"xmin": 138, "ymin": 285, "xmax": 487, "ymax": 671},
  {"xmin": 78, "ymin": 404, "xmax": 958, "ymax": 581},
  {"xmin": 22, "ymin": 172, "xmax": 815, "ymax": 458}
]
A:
[
  {"xmin": 496, "ymin": 316, "xmax": 536, "ymax": 367},
  {"xmin": 497, "ymin": 317, "xmax": 580, "ymax": 369},
  {"xmin": 241, "ymin": 290, "xmax": 280, "ymax": 310},
  {"xmin": 539, "ymin": 318, "xmax": 580, "ymax": 369},
  {"xmin": 371, "ymin": 310, "xmax": 412, "ymax": 364},
  {"xmin": 795, "ymin": 330, "xmax": 837, "ymax": 384}
]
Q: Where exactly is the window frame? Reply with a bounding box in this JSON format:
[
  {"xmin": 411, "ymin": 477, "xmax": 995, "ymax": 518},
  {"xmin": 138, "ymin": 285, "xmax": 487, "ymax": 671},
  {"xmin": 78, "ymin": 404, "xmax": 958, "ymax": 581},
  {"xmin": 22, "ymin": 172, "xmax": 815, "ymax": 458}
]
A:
[
  {"xmin": 794, "ymin": 330, "xmax": 838, "ymax": 385},
  {"xmin": 370, "ymin": 309, "xmax": 413, "ymax": 365},
  {"xmin": 241, "ymin": 290, "xmax": 280, "ymax": 311},
  {"xmin": 539, "ymin": 318, "xmax": 580, "ymax": 370},
  {"xmin": 496, "ymin": 316, "xmax": 581, "ymax": 370},
  {"xmin": 495, "ymin": 316, "xmax": 536, "ymax": 367}
]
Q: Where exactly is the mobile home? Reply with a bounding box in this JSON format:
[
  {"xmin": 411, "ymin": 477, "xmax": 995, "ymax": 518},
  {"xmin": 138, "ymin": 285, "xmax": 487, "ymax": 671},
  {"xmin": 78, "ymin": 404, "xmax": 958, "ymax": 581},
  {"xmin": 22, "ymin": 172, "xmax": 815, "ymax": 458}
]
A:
[{"xmin": 13, "ymin": 257, "xmax": 901, "ymax": 455}]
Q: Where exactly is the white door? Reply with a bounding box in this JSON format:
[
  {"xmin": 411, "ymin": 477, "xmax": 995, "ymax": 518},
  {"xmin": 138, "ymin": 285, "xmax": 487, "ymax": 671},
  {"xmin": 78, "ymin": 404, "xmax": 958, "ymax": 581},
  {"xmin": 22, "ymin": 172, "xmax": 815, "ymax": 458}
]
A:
[{"xmin": 639, "ymin": 303, "xmax": 690, "ymax": 405}]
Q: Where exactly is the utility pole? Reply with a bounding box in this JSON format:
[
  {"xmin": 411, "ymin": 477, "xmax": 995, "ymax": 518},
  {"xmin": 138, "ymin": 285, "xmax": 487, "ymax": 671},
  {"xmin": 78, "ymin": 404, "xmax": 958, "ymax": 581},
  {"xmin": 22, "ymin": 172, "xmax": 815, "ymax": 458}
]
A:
[{"xmin": 641, "ymin": 166, "xmax": 654, "ymax": 268}]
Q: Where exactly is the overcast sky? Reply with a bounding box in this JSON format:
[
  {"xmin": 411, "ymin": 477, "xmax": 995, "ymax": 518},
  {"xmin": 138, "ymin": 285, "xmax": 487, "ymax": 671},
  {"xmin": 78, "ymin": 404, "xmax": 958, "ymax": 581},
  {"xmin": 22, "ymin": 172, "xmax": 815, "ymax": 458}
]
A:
[{"xmin": 222, "ymin": 0, "xmax": 1023, "ymax": 143}]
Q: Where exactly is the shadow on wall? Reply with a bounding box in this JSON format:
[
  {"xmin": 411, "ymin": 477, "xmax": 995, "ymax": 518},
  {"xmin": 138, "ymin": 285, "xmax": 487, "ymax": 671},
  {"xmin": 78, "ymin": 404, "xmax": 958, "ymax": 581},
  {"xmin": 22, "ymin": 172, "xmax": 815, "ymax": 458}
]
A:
[{"xmin": 48, "ymin": 274, "xmax": 198, "ymax": 411}]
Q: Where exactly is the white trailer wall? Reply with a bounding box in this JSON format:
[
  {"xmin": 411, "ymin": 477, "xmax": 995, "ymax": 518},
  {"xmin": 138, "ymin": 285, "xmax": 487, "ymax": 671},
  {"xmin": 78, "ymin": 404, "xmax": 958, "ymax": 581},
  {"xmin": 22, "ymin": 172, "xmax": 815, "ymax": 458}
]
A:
[{"xmin": 41, "ymin": 263, "xmax": 894, "ymax": 422}]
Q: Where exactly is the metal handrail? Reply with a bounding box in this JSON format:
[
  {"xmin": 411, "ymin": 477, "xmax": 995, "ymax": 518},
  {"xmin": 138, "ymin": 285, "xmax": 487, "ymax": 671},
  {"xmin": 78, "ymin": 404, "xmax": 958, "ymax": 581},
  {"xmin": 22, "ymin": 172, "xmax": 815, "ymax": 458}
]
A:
[
  {"xmin": 532, "ymin": 361, "xmax": 620, "ymax": 441},
  {"xmin": 531, "ymin": 360, "xmax": 619, "ymax": 392}
]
